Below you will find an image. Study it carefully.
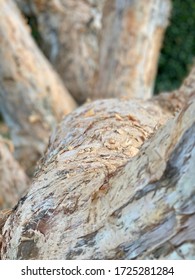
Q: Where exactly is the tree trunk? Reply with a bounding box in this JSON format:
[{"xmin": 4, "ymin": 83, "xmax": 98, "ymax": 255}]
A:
[
  {"xmin": 15, "ymin": 0, "xmax": 171, "ymax": 102},
  {"xmin": 94, "ymin": 0, "xmax": 171, "ymax": 100},
  {"xmin": 0, "ymin": 0, "xmax": 77, "ymax": 174},
  {"xmin": 1, "ymin": 79, "xmax": 194, "ymax": 259},
  {"xmin": 0, "ymin": 137, "xmax": 29, "ymax": 210}
]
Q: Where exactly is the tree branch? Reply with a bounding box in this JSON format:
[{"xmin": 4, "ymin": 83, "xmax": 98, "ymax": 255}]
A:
[{"xmin": 0, "ymin": 0, "xmax": 77, "ymax": 173}]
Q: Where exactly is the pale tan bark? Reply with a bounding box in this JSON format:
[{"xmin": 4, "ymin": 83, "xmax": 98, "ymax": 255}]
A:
[
  {"xmin": 15, "ymin": 0, "xmax": 171, "ymax": 102},
  {"xmin": 0, "ymin": 0, "xmax": 77, "ymax": 173},
  {"xmin": 1, "ymin": 86, "xmax": 194, "ymax": 259},
  {"xmin": 0, "ymin": 137, "xmax": 29, "ymax": 210}
]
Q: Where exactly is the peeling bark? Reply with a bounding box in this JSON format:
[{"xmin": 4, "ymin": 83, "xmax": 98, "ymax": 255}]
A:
[
  {"xmin": 0, "ymin": 137, "xmax": 29, "ymax": 210},
  {"xmin": 15, "ymin": 0, "xmax": 171, "ymax": 102},
  {"xmin": 0, "ymin": 0, "xmax": 77, "ymax": 173},
  {"xmin": 1, "ymin": 92, "xmax": 194, "ymax": 259}
]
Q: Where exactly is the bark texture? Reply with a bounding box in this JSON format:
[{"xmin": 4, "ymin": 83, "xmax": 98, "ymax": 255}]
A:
[
  {"xmin": 15, "ymin": 0, "xmax": 171, "ymax": 102},
  {"xmin": 2, "ymin": 92, "xmax": 194, "ymax": 259},
  {"xmin": 0, "ymin": 137, "xmax": 29, "ymax": 210},
  {"xmin": 0, "ymin": 0, "xmax": 77, "ymax": 173}
]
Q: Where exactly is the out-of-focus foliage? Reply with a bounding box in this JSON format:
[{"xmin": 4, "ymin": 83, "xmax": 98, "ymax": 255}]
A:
[
  {"xmin": 155, "ymin": 0, "xmax": 195, "ymax": 94},
  {"xmin": 27, "ymin": 15, "xmax": 42, "ymax": 47}
]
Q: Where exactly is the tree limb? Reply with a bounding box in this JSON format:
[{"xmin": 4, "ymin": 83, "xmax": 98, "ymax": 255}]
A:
[{"xmin": 0, "ymin": 0, "xmax": 77, "ymax": 173}]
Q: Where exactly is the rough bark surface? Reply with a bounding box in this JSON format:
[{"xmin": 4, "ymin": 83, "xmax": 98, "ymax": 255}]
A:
[
  {"xmin": 2, "ymin": 92, "xmax": 194, "ymax": 259},
  {"xmin": 0, "ymin": 137, "xmax": 29, "ymax": 210},
  {"xmin": 15, "ymin": 0, "xmax": 171, "ymax": 102},
  {"xmin": 0, "ymin": 0, "xmax": 77, "ymax": 173}
]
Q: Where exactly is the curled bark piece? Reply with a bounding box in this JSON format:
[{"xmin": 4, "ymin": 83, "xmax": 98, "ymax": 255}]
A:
[
  {"xmin": 0, "ymin": 0, "xmax": 77, "ymax": 173},
  {"xmin": 15, "ymin": 0, "xmax": 171, "ymax": 102},
  {"xmin": 0, "ymin": 137, "xmax": 29, "ymax": 210}
]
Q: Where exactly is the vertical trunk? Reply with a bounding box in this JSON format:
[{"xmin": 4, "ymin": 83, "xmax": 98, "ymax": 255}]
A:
[
  {"xmin": 95, "ymin": 0, "xmax": 171, "ymax": 99},
  {"xmin": 0, "ymin": 0, "xmax": 77, "ymax": 173}
]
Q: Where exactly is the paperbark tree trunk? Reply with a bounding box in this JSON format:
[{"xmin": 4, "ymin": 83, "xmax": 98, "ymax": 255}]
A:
[
  {"xmin": 1, "ymin": 80, "xmax": 194, "ymax": 259},
  {"xmin": 0, "ymin": 0, "xmax": 77, "ymax": 174},
  {"xmin": 0, "ymin": 137, "xmax": 29, "ymax": 210},
  {"xmin": 15, "ymin": 0, "xmax": 171, "ymax": 102}
]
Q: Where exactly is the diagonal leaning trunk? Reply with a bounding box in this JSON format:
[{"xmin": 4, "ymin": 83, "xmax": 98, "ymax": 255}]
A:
[{"xmin": 0, "ymin": 0, "xmax": 77, "ymax": 174}]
